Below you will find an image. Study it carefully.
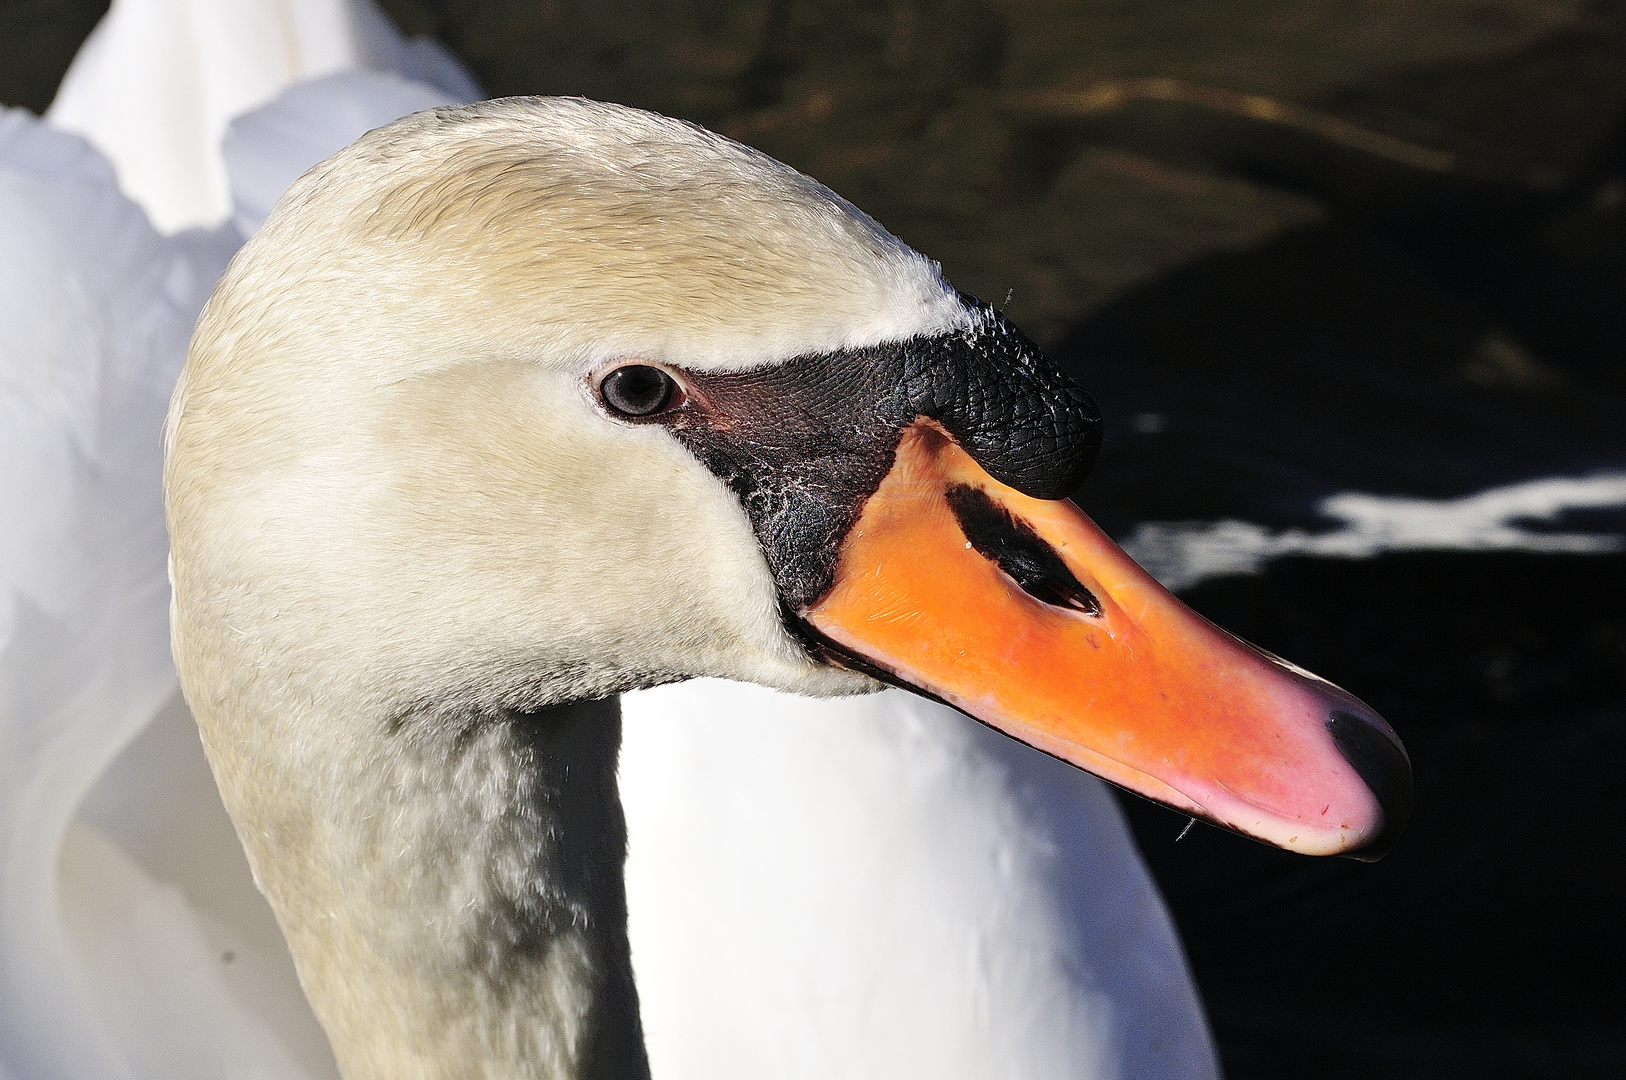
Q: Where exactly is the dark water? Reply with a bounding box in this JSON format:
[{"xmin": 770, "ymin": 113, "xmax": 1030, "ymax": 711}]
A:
[{"xmin": 5, "ymin": 2, "xmax": 1623, "ymax": 1076}]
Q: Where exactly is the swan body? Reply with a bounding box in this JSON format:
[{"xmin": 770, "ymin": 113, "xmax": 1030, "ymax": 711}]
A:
[
  {"xmin": 619, "ymin": 679, "xmax": 1210, "ymax": 1080},
  {"xmin": 0, "ymin": 106, "xmax": 240, "ymax": 1080}
]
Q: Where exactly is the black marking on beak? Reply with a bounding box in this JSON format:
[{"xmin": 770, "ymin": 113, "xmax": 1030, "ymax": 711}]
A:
[
  {"xmin": 1328, "ymin": 709, "xmax": 1414, "ymax": 861},
  {"xmin": 945, "ymin": 484, "xmax": 1101, "ymax": 616}
]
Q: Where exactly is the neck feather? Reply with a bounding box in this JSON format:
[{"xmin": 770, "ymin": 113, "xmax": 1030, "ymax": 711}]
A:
[{"xmin": 204, "ymin": 695, "xmax": 649, "ymax": 1080}]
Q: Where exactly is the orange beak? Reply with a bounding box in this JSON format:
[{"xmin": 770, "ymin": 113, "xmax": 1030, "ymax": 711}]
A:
[{"xmin": 802, "ymin": 422, "xmax": 1411, "ymax": 859}]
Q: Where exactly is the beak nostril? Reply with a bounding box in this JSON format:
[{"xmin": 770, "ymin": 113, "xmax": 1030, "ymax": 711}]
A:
[
  {"xmin": 1022, "ymin": 575, "xmax": 1102, "ymax": 615},
  {"xmin": 945, "ymin": 484, "xmax": 1101, "ymax": 616}
]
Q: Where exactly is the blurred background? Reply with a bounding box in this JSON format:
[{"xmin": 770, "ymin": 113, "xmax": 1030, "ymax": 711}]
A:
[{"xmin": 4, "ymin": 2, "xmax": 1623, "ymax": 1077}]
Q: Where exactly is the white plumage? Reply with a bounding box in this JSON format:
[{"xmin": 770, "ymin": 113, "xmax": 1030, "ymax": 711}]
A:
[{"xmin": 621, "ymin": 680, "xmax": 1215, "ymax": 1080}]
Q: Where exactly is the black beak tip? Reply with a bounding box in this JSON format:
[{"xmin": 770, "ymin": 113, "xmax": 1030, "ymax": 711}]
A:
[{"xmin": 1327, "ymin": 709, "xmax": 1414, "ymax": 862}]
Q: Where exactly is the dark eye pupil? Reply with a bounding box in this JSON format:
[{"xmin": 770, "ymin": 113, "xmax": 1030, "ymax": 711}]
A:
[{"xmin": 602, "ymin": 365, "xmax": 675, "ymax": 417}]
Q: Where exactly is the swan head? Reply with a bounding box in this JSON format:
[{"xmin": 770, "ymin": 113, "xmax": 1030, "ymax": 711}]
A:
[
  {"xmin": 167, "ymin": 97, "xmax": 959, "ymax": 715},
  {"xmin": 165, "ymin": 95, "xmax": 1409, "ymax": 869}
]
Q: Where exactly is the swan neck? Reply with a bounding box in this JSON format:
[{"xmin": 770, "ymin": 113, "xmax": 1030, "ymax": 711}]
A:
[{"xmin": 207, "ymin": 695, "xmax": 649, "ymax": 1080}]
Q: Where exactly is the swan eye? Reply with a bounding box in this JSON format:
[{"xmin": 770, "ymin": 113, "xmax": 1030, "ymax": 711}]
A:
[{"xmin": 600, "ymin": 365, "xmax": 677, "ymax": 417}]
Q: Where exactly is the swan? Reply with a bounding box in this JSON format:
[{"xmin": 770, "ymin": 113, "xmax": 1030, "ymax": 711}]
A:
[
  {"xmin": 4, "ymin": 3, "xmax": 1408, "ymax": 1076},
  {"xmin": 160, "ymin": 92, "xmax": 1410, "ymax": 1079},
  {"xmin": 10, "ymin": 4, "xmax": 1236, "ymax": 1076}
]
